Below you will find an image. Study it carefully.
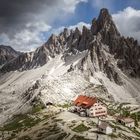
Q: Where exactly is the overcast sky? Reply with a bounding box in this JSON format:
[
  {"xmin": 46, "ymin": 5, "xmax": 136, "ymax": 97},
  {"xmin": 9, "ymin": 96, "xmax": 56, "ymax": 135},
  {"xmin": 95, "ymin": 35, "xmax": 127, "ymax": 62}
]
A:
[{"xmin": 0, "ymin": 0, "xmax": 140, "ymax": 51}]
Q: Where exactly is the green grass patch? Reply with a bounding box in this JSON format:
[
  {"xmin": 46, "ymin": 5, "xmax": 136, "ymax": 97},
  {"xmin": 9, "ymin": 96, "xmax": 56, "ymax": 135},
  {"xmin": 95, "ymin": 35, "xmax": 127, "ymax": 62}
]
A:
[
  {"xmin": 0, "ymin": 114, "xmax": 41, "ymax": 131},
  {"xmin": 88, "ymin": 121, "xmax": 96, "ymax": 127},
  {"xmin": 72, "ymin": 123, "xmax": 90, "ymax": 133},
  {"xmin": 31, "ymin": 103, "xmax": 45, "ymax": 114},
  {"xmin": 108, "ymin": 108, "xmax": 118, "ymax": 116},
  {"xmin": 57, "ymin": 103, "xmax": 72, "ymax": 108},
  {"xmin": 131, "ymin": 111, "xmax": 140, "ymax": 121},
  {"xmin": 108, "ymin": 103, "xmax": 131, "ymax": 117}
]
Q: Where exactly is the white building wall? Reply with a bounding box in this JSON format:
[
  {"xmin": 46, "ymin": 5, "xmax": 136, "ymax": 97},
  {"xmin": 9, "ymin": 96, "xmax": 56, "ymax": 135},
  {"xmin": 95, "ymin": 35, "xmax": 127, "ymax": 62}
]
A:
[
  {"xmin": 125, "ymin": 122, "xmax": 135, "ymax": 128},
  {"xmin": 88, "ymin": 103, "xmax": 107, "ymax": 117},
  {"xmin": 106, "ymin": 126, "xmax": 113, "ymax": 134}
]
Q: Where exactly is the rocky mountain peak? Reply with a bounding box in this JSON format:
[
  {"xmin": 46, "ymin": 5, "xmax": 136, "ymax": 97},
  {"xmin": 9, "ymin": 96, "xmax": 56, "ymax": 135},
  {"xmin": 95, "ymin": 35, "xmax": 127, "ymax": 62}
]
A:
[
  {"xmin": 0, "ymin": 45, "xmax": 20, "ymax": 66},
  {"xmin": 62, "ymin": 28, "xmax": 69, "ymax": 39},
  {"xmin": 91, "ymin": 8, "xmax": 120, "ymax": 38},
  {"xmin": 82, "ymin": 26, "xmax": 89, "ymax": 34},
  {"xmin": 73, "ymin": 27, "xmax": 81, "ymax": 39},
  {"xmin": 1, "ymin": 9, "xmax": 140, "ymax": 129},
  {"xmin": 98, "ymin": 8, "xmax": 110, "ymax": 22},
  {"xmin": 46, "ymin": 34, "xmax": 58, "ymax": 45},
  {"xmin": 75, "ymin": 27, "xmax": 81, "ymax": 34},
  {"xmin": 0, "ymin": 8, "xmax": 140, "ymax": 80}
]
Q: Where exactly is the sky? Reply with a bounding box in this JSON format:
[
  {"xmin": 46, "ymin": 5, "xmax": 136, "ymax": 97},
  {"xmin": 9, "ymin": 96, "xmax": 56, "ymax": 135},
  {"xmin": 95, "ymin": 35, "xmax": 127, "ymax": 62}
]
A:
[{"xmin": 0, "ymin": 0, "xmax": 140, "ymax": 51}]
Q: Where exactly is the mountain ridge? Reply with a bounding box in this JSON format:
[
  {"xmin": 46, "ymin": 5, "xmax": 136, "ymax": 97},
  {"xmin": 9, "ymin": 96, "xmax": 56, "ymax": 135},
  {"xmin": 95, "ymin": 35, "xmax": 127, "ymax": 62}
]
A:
[
  {"xmin": 0, "ymin": 45, "xmax": 20, "ymax": 66},
  {"xmin": 0, "ymin": 8, "xmax": 140, "ymax": 79},
  {"xmin": 0, "ymin": 8, "xmax": 140, "ymax": 126}
]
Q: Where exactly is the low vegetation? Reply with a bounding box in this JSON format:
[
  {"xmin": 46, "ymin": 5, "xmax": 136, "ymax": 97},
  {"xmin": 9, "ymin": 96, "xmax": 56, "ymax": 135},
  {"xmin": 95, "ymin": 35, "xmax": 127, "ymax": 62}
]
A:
[
  {"xmin": 31, "ymin": 102, "xmax": 45, "ymax": 114},
  {"xmin": 57, "ymin": 103, "xmax": 72, "ymax": 108},
  {"xmin": 131, "ymin": 111, "xmax": 140, "ymax": 127},
  {"xmin": 0, "ymin": 101, "xmax": 140, "ymax": 140},
  {"xmin": 0, "ymin": 114, "xmax": 41, "ymax": 131},
  {"xmin": 72, "ymin": 123, "xmax": 90, "ymax": 133}
]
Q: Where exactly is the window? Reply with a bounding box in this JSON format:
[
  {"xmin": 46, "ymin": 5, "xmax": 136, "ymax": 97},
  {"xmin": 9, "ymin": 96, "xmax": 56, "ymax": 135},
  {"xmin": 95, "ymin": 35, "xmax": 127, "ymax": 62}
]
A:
[{"xmin": 95, "ymin": 111, "xmax": 106, "ymax": 114}]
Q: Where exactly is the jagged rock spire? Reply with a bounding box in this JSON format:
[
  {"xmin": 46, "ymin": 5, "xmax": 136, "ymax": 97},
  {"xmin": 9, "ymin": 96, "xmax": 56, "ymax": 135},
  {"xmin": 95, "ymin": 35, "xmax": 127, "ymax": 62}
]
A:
[
  {"xmin": 63, "ymin": 28, "xmax": 69, "ymax": 39},
  {"xmin": 74, "ymin": 27, "xmax": 81, "ymax": 38},
  {"xmin": 91, "ymin": 8, "xmax": 120, "ymax": 37},
  {"xmin": 46, "ymin": 34, "xmax": 58, "ymax": 45},
  {"xmin": 98, "ymin": 8, "xmax": 111, "ymax": 22},
  {"xmin": 1, "ymin": 8, "xmax": 140, "ymax": 80}
]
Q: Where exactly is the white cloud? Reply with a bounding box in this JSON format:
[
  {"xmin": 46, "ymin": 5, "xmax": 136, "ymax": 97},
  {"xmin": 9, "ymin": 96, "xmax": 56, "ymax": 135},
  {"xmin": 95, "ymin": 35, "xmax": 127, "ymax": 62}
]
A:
[
  {"xmin": 68, "ymin": 21, "xmax": 91, "ymax": 31},
  {"xmin": 26, "ymin": 22, "xmax": 51, "ymax": 32},
  {"xmin": 0, "ymin": 21, "xmax": 90, "ymax": 52},
  {"xmin": 52, "ymin": 22, "xmax": 91, "ymax": 35},
  {"xmin": 113, "ymin": 7, "xmax": 140, "ymax": 42},
  {"xmin": 63, "ymin": 0, "xmax": 88, "ymax": 13},
  {"xmin": 0, "ymin": 22, "xmax": 51, "ymax": 52},
  {"xmin": 0, "ymin": 0, "xmax": 87, "ymax": 51}
]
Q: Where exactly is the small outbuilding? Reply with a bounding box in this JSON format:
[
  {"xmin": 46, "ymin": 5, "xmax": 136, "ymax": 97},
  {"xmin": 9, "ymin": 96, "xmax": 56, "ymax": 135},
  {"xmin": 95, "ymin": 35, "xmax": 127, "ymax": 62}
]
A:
[
  {"xmin": 98, "ymin": 122, "xmax": 113, "ymax": 134},
  {"xmin": 117, "ymin": 117, "xmax": 135, "ymax": 128}
]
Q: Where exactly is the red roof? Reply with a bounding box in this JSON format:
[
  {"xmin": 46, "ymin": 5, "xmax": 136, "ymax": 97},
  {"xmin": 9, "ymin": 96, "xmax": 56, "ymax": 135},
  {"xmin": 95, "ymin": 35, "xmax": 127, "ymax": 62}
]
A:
[{"xmin": 74, "ymin": 95, "xmax": 97, "ymax": 108}]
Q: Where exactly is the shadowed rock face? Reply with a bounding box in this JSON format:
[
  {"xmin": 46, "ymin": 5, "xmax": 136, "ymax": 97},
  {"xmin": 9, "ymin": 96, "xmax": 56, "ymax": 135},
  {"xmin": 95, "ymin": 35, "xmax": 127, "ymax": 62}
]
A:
[
  {"xmin": 0, "ymin": 8, "xmax": 140, "ymax": 84},
  {"xmin": 0, "ymin": 45, "xmax": 20, "ymax": 66},
  {"xmin": 91, "ymin": 8, "xmax": 120, "ymax": 37},
  {"xmin": 90, "ymin": 8, "xmax": 140, "ymax": 78}
]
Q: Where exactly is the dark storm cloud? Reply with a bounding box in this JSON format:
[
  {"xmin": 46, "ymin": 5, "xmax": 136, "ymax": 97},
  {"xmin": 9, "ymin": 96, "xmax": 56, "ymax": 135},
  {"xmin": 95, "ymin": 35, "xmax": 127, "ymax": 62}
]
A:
[
  {"xmin": 0, "ymin": 0, "xmax": 57, "ymax": 20},
  {"xmin": 0, "ymin": 0, "xmax": 58, "ymax": 35},
  {"xmin": 0, "ymin": 0, "xmax": 87, "ymax": 51}
]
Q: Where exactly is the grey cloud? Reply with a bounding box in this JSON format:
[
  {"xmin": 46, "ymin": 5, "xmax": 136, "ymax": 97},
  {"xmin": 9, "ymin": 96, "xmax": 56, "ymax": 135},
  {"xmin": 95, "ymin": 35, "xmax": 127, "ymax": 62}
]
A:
[
  {"xmin": 0, "ymin": 0, "xmax": 59, "ymax": 35},
  {"xmin": 0, "ymin": 0, "xmax": 87, "ymax": 35},
  {"xmin": 0, "ymin": 0, "xmax": 87, "ymax": 51},
  {"xmin": 113, "ymin": 7, "xmax": 140, "ymax": 43}
]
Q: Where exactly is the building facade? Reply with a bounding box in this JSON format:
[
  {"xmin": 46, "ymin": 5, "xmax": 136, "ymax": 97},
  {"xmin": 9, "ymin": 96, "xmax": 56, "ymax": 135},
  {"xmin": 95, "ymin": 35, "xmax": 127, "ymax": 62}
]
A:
[
  {"xmin": 98, "ymin": 122, "xmax": 113, "ymax": 134},
  {"xmin": 117, "ymin": 117, "xmax": 135, "ymax": 128},
  {"xmin": 87, "ymin": 103, "xmax": 107, "ymax": 117}
]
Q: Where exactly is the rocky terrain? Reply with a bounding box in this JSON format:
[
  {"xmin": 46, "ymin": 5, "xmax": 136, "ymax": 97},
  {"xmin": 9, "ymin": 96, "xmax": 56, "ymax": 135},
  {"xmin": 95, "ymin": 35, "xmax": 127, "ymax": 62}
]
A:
[
  {"xmin": 1, "ymin": 9, "xmax": 140, "ymax": 79},
  {"xmin": 0, "ymin": 103, "xmax": 140, "ymax": 140},
  {"xmin": 0, "ymin": 8, "xmax": 140, "ymax": 135},
  {"xmin": 0, "ymin": 45, "xmax": 20, "ymax": 66}
]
